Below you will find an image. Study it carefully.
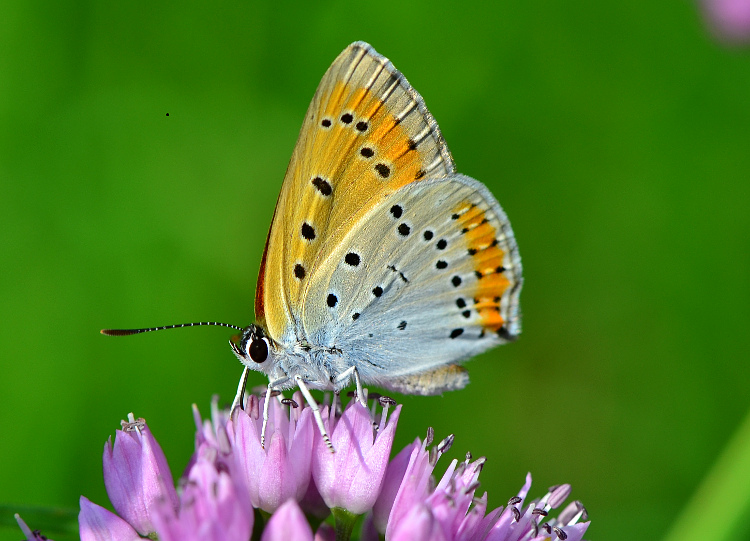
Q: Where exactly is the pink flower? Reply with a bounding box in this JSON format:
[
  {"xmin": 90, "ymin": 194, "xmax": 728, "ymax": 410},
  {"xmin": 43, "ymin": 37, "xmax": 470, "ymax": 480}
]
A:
[
  {"xmin": 78, "ymin": 496, "xmax": 141, "ymax": 541},
  {"xmin": 68, "ymin": 391, "xmax": 590, "ymax": 541},
  {"xmin": 386, "ymin": 451, "xmax": 491, "ymax": 541},
  {"xmin": 150, "ymin": 451, "xmax": 253, "ymax": 541},
  {"xmin": 484, "ymin": 475, "xmax": 588, "ymax": 541},
  {"xmin": 229, "ymin": 393, "xmax": 314, "ymax": 513},
  {"xmin": 260, "ymin": 499, "xmax": 314, "ymax": 541},
  {"xmin": 382, "ymin": 437, "xmax": 590, "ymax": 541},
  {"xmin": 382, "ymin": 431, "xmax": 453, "ymax": 539},
  {"xmin": 102, "ymin": 414, "xmax": 178, "ymax": 536},
  {"xmin": 701, "ymin": 0, "xmax": 750, "ymax": 43},
  {"xmin": 312, "ymin": 396, "xmax": 402, "ymax": 515}
]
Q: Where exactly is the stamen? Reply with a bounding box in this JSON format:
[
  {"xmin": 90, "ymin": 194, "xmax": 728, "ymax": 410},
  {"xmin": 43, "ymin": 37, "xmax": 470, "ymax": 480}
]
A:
[
  {"xmin": 331, "ymin": 391, "xmax": 340, "ymax": 418},
  {"xmin": 425, "ymin": 426, "xmax": 435, "ymax": 447},
  {"xmin": 429, "ymin": 447, "xmax": 438, "ymax": 466},
  {"xmin": 437, "ymin": 434, "xmax": 454, "ymax": 454},
  {"xmin": 464, "ymin": 481, "xmax": 481, "ymax": 494},
  {"xmin": 121, "ymin": 413, "xmax": 145, "ymax": 433},
  {"xmin": 379, "ymin": 396, "xmax": 397, "ymax": 406},
  {"xmin": 577, "ymin": 501, "xmax": 589, "ymax": 521},
  {"xmin": 472, "ymin": 457, "xmax": 486, "ymax": 473},
  {"xmin": 472, "ymin": 495, "xmax": 487, "ymax": 506},
  {"xmin": 379, "ymin": 398, "xmax": 391, "ymax": 431},
  {"xmin": 248, "ymin": 394, "xmax": 260, "ymax": 420}
]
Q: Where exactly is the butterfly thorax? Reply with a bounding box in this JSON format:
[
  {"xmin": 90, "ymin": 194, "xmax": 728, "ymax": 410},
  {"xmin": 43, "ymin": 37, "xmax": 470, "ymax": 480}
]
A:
[{"xmin": 231, "ymin": 323, "xmax": 351, "ymax": 391}]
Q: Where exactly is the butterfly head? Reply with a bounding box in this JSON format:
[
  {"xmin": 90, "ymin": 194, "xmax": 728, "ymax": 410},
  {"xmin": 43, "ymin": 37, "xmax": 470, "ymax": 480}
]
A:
[{"xmin": 230, "ymin": 324, "xmax": 278, "ymax": 375}]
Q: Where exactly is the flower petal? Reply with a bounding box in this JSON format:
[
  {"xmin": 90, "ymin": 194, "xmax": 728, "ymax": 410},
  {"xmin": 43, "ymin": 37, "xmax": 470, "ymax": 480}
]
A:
[
  {"xmin": 78, "ymin": 496, "xmax": 141, "ymax": 541},
  {"xmin": 261, "ymin": 499, "xmax": 314, "ymax": 541},
  {"xmin": 389, "ymin": 504, "xmax": 447, "ymax": 541},
  {"xmin": 372, "ymin": 438, "xmax": 420, "ymax": 533}
]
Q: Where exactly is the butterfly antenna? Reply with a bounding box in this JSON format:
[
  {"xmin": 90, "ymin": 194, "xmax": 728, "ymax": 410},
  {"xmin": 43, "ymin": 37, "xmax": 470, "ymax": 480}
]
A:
[{"xmin": 101, "ymin": 322, "xmax": 244, "ymax": 336}]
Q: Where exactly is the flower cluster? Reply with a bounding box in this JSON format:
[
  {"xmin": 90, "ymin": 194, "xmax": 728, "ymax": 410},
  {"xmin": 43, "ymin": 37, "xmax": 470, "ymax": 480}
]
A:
[{"xmin": 65, "ymin": 392, "xmax": 588, "ymax": 541}]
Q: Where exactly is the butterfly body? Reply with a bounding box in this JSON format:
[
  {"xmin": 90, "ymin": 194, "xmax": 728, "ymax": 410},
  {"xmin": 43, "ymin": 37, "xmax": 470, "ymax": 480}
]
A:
[{"xmin": 231, "ymin": 42, "xmax": 523, "ymax": 397}]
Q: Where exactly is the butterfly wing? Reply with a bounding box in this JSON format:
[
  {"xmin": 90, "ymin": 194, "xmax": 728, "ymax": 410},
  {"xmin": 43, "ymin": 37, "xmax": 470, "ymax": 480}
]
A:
[
  {"xmin": 256, "ymin": 41, "xmax": 456, "ymax": 345},
  {"xmin": 256, "ymin": 41, "xmax": 522, "ymax": 393},
  {"xmin": 301, "ymin": 173, "xmax": 522, "ymax": 392}
]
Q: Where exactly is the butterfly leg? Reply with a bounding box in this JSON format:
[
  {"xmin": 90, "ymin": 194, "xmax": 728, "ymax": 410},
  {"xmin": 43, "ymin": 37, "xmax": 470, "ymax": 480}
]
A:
[
  {"xmin": 261, "ymin": 376, "xmax": 291, "ymax": 449},
  {"xmin": 230, "ymin": 367, "xmax": 250, "ymax": 413},
  {"xmin": 294, "ymin": 375, "xmax": 335, "ymax": 453},
  {"xmin": 333, "ymin": 366, "xmax": 366, "ymax": 407}
]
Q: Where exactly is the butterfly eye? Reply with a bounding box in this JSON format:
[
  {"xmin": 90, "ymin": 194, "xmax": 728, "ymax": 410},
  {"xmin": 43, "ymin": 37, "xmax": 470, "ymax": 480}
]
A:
[{"xmin": 248, "ymin": 337, "xmax": 269, "ymax": 363}]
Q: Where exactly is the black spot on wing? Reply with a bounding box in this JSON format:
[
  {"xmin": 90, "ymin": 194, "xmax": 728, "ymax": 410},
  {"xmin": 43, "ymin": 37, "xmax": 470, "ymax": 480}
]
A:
[
  {"xmin": 312, "ymin": 177, "xmax": 332, "ymax": 196},
  {"xmin": 301, "ymin": 222, "xmax": 316, "ymax": 240},
  {"xmin": 345, "ymin": 252, "xmax": 360, "ymax": 266},
  {"xmin": 375, "ymin": 163, "xmax": 391, "ymax": 178}
]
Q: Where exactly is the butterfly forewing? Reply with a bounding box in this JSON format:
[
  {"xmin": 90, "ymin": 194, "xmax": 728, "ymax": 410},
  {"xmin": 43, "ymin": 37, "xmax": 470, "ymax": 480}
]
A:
[{"xmin": 258, "ymin": 41, "xmax": 457, "ymax": 344}]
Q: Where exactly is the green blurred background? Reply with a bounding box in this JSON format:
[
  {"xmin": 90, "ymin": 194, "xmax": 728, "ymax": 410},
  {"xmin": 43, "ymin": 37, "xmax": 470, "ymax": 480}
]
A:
[{"xmin": 2, "ymin": 1, "xmax": 749, "ymax": 540}]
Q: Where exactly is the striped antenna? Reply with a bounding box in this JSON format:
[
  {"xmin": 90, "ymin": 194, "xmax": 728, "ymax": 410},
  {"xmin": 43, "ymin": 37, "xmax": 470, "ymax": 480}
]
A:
[{"xmin": 101, "ymin": 322, "xmax": 244, "ymax": 336}]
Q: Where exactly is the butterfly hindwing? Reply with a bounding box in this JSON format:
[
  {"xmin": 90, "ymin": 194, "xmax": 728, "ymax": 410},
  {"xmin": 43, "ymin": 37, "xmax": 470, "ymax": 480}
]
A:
[
  {"xmin": 257, "ymin": 41, "xmax": 456, "ymax": 345},
  {"xmin": 300, "ymin": 174, "xmax": 522, "ymax": 389}
]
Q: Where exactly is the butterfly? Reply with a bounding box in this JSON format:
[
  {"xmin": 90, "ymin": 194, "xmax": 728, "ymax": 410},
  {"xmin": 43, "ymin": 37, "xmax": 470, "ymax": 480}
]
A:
[{"xmin": 103, "ymin": 42, "xmax": 522, "ymax": 450}]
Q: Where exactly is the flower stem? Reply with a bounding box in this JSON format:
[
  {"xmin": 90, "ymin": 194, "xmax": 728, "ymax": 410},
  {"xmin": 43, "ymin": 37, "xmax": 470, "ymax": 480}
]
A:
[
  {"xmin": 331, "ymin": 507, "xmax": 358, "ymax": 541},
  {"xmin": 251, "ymin": 508, "xmax": 268, "ymax": 541}
]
